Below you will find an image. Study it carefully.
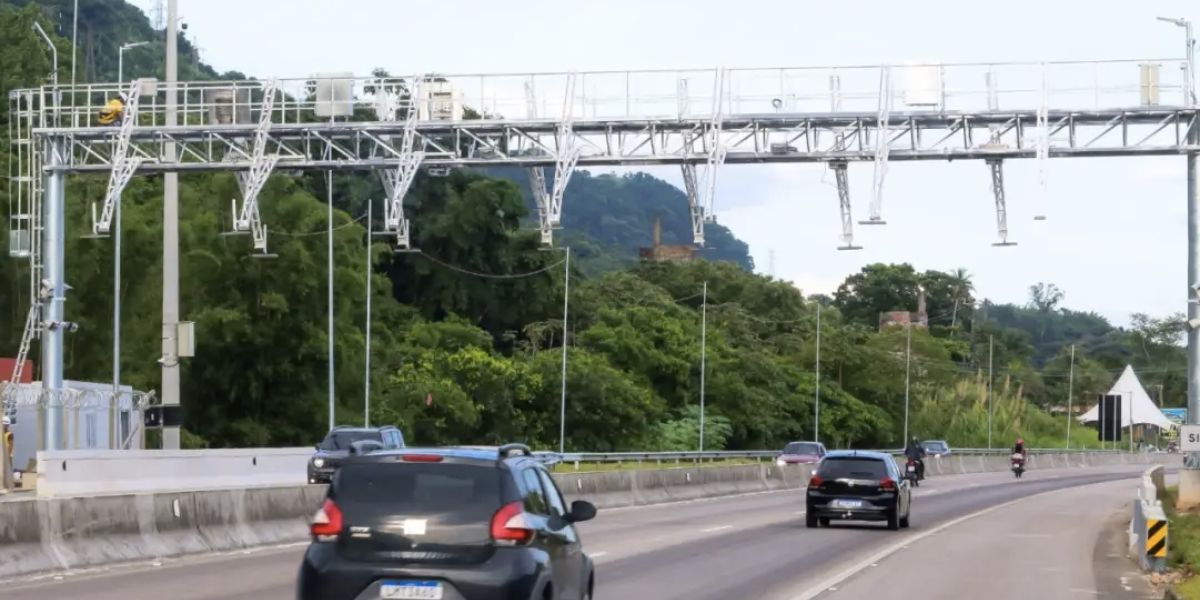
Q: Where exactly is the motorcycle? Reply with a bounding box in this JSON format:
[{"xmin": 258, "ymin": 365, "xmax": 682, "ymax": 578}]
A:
[
  {"xmin": 905, "ymin": 457, "xmax": 922, "ymax": 487},
  {"xmin": 1011, "ymin": 453, "xmax": 1025, "ymax": 479}
]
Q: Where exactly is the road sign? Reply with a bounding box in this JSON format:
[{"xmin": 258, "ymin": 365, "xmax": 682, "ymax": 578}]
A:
[{"xmin": 1181, "ymin": 425, "xmax": 1200, "ymax": 452}]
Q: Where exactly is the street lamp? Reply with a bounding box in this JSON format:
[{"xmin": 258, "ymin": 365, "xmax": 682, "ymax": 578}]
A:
[
  {"xmin": 1157, "ymin": 17, "xmax": 1196, "ymax": 105},
  {"xmin": 118, "ymin": 41, "xmax": 150, "ymax": 84}
]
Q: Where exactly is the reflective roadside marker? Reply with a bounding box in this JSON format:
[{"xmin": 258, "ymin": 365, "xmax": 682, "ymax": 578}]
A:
[{"xmin": 1147, "ymin": 519, "xmax": 1167, "ymax": 558}]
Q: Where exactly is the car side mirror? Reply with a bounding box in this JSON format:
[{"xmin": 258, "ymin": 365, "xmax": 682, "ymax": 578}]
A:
[{"xmin": 566, "ymin": 500, "xmax": 597, "ymax": 523}]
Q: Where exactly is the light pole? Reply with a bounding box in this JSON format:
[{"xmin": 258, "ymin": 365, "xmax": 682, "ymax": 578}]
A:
[
  {"xmin": 1066, "ymin": 344, "xmax": 1075, "ymax": 449},
  {"xmin": 814, "ymin": 301, "xmax": 821, "ymax": 443},
  {"xmin": 558, "ymin": 247, "xmax": 570, "ymax": 454},
  {"xmin": 699, "ymin": 281, "xmax": 708, "ymax": 452},
  {"xmin": 118, "ymin": 41, "xmax": 150, "ymax": 84},
  {"xmin": 903, "ymin": 318, "xmax": 912, "ymax": 446},
  {"xmin": 161, "ymin": 0, "xmax": 181, "ymax": 450},
  {"xmin": 1157, "ymin": 17, "xmax": 1196, "ymax": 106},
  {"xmin": 987, "ymin": 334, "xmax": 994, "ymax": 450},
  {"xmin": 364, "ymin": 200, "xmax": 373, "ymax": 427}
]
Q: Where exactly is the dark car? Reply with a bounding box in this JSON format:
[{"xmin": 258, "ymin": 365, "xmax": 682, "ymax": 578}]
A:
[
  {"xmin": 308, "ymin": 425, "xmax": 406, "ymax": 484},
  {"xmin": 776, "ymin": 441, "xmax": 827, "ymax": 466},
  {"xmin": 921, "ymin": 440, "xmax": 951, "ymax": 457},
  {"xmin": 297, "ymin": 443, "xmax": 598, "ymax": 600},
  {"xmin": 806, "ymin": 450, "xmax": 911, "ymax": 530}
]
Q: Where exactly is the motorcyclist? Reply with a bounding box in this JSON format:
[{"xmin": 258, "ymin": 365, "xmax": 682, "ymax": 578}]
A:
[
  {"xmin": 98, "ymin": 94, "xmax": 126, "ymax": 126},
  {"xmin": 1012, "ymin": 437, "xmax": 1027, "ymax": 467},
  {"xmin": 904, "ymin": 436, "xmax": 926, "ymax": 480}
]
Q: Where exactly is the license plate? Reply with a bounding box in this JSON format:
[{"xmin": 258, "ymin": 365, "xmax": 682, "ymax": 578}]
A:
[
  {"xmin": 832, "ymin": 499, "xmax": 864, "ymax": 509},
  {"xmin": 906, "ymin": 465, "xmax": 916, "ymax": 472},
  {"xmin": 381, "ymin": 581, "xmax": 444, "ymax": 600}
]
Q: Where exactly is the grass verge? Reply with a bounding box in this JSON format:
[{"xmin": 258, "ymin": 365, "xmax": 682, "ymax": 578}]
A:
[{"xmin": 1162, "ymin": 487, "xmax": 1200, "ymax": 598}]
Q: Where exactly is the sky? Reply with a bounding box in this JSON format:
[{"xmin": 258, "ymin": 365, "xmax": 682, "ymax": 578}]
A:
[{"xmin": 125, "ymin": 0, "xmax": 1199, "ymax": 325}]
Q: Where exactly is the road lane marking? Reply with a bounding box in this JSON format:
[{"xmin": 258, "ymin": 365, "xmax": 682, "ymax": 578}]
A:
[
  {"xmin": 701, "ymin": 525, "xmax": 733, "ymax": 533},
  {"xmin": 591, "ymin": 551, "xmax": 609, "ymax": 558},
  {"xmin": 787, "ymin": 476, "xmax": 1148, "ymax": 600},
  {"xmin": 787, "ymin": 497, "xmax": 1036, "ymax": 600}
]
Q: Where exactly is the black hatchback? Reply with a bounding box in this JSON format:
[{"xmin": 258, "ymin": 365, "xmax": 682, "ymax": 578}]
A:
[
  {"xmin": 805, "ymin": 450, "xmax": 911, "ymax": 530},
  {"xmin": 296, "ymin": 443, "xmax": 598, "ymax": 600}
]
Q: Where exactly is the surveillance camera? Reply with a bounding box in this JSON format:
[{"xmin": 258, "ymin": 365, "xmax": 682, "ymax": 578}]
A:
[
  {"xmin": 770, "ymin": 98, "xmax": 783, "ymax": 109},
  {"xmin": 66, "ymin": 322, "xmax": 79, "ymax": 333},
  {"xmin": 1189, "ymin": 318, "xmax": 1200, "ymax": 330}
]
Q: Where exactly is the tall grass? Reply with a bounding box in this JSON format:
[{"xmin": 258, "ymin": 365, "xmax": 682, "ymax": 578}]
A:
[{"xmin": 910, "ymin": 374, "xmax": 1102, "ymax": 449}]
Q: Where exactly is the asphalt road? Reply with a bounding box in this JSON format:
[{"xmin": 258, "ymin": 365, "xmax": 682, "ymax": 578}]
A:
[{"xmin": 2, "ymin": 463, "xmax": 1163, "ymax": 600}]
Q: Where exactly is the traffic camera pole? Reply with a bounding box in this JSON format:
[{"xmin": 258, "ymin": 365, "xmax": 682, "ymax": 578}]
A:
[{"xmin": 1182, "ymin": 117, "xmax": 1200, "ymax": 508}]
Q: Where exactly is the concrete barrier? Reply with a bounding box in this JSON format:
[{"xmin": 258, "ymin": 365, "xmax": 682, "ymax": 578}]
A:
[
  {"xmin": 35, "ymin": 448, "xmax": 312, "ymax": 498},
  {"xmin": 0, "ymin": 451, "xmax": 1176, "ymax": 581}
]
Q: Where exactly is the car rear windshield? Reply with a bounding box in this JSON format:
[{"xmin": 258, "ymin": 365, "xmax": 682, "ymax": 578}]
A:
[
  {"xmin": 335, "ymin": 462, "xmax": 502, "ymax": 515},
  {"xmin": 784, "ymin": 442, "xmax": 822, "ymax": 455},
  {"xmin": 818, "ymin": 457, "xmax": 889, "ymax": 479},
  {"xmin": 923, "ymin": 442, "xmax": 948, "ymax": 451},
  {"xmin": 320, "ymin": 430, "xmax": 382, "ymax": 450}
]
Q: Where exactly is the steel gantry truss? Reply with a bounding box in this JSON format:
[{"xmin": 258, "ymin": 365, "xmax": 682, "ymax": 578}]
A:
[{"xmin": 5, "ymin": 53, "xmax": 1200, "ymax": 437}]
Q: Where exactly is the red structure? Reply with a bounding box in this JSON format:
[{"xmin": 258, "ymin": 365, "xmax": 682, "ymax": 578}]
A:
[{"xmin": 0, "ymin": 358, "xmax": 34, "ymax": 384}]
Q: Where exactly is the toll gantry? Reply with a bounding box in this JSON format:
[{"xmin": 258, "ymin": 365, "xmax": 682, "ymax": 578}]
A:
[{"xmin": 5, "ymin": 55, "xmax": 1199, "ymax": 444}]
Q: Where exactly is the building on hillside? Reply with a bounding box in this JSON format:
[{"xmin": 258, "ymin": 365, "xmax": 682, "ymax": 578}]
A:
[
  {"xmin": 878, "ymin": 287, "xmax": 929, "ymax": 331},
  {"xmin": 639, "ymin": 216, "xmax": 697, "ymax": 263}
]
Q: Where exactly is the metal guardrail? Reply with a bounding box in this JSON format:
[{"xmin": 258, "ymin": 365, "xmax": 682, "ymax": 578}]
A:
[{"xmin": 554, "ymin": 447, "xmax": 1132, "ymax": 464}]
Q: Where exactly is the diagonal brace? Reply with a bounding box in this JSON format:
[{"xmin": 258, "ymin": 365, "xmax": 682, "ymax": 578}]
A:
[{"xmin": 92, "ymin": 80, "xmax": 145, "ymax": 235}]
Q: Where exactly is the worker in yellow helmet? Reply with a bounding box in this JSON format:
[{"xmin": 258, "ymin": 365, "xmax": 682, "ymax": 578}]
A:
[{"xmin": 98, "ymin": 93, "xmax": 127, "ymax": 126}]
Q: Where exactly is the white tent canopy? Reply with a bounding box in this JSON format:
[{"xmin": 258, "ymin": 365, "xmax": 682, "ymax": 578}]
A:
[{"xmin": 1078, "ymin": 365, "xmax": 1175, "ymax": 430}]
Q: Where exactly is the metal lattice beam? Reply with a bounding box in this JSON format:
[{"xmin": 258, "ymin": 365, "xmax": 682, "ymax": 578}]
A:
[
  {"xmin": 231, "ymin": 79, "xmax": 280, "ymax": 253},
  {"xmin": 525, "ymin": 80, "xmax": 555, "ymax": 245},
  {"xmin": 831, "ymin": 162, "xmax": 861, "ymax": 250},
  {"xmin": 381, "ymin": 78, "xmax": 424, "ymax": 250},
  {"xmin": 30, "ymin": 109, "xmax": 1199, "ymax": 174},
  {"xmin": 988, "ymin": 158, "xmax": 1017, "ymax": 247},
  {"xmin": 863, "ymin": 66, "xmax": 892, "ymax": 226}
]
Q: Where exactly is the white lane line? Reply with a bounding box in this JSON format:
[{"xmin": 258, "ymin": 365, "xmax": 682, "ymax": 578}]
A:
[
  {"xmin": 786, "ymin": 476, "xmax": 1146, "ymax": 600},
  {"xmin": 786, "ymin": 497, "xmax": 1027, "ymax": 600},
  {"xmin": 701, "ymin": 525, "xmax": 733, "ymax": 533},
  {"xmin": 590, "ymin": 551, "xmax": 610, "ymax": 558}
]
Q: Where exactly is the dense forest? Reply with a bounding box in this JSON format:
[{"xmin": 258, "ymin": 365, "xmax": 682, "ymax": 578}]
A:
[{"xmin": 0, "ymin": 1, "xmax": 1186, "ymax": 452}]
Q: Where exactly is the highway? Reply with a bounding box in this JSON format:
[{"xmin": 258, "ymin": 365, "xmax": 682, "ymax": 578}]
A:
[{"xmin": 3, "ymin": 463, "xmax": 1160, "ymax": 600}]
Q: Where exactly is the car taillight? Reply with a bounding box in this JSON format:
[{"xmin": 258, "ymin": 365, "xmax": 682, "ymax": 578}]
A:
[
  {"xmin": 401, "ymin": 454, "xmax": 443, "ymax": 462},
  {"xmin": 809, "ymin": 474, "xmax": 824, "ymax": 488},
  {"xmin": 880, "ymin": 477, "xmax": 897, "ymax": 491},
  {"xmin": 311, "ymin": 498, "xmax": 344, "ymax": 538},
  {"xmin": 491, "ymin": 501, "xmax": 534, "ymax": 545}
]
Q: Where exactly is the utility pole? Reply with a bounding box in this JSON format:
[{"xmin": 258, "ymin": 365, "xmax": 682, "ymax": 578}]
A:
[
  {"xmin": 363, "ymin": 200, "xmax": 372, "ymax": 427},
  {"xmin": 699, "ymin": 281, "xmax": 708, "ymax": 452},
  {"xmin": 1185, "ymin": 100, "xmax": 1200, "ymax": 506},
  {"xmin": 1066, "ymin": 344, "xmax": 1075, "ymax": 449},
  {"xmin": 814, "ymin": 302, "xmax": 821, "ymax": 443},
  {"xmin": 987, "ymin": 334, "xmax": 994, "ymax": 450},
  {"xmin": 558, "ymin": 247, "xmax": 570, "ymax": 454},
  {"xmin": 160, "ymin": 0, "xmax": 181, "ymax": 450},
  {"xmin": 903, "ymin": 321, "xmax": 912, "ymax": 445},
  {"xmin": 326, "ymin": 170, "xmax": 335, "ymax": 431}
]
